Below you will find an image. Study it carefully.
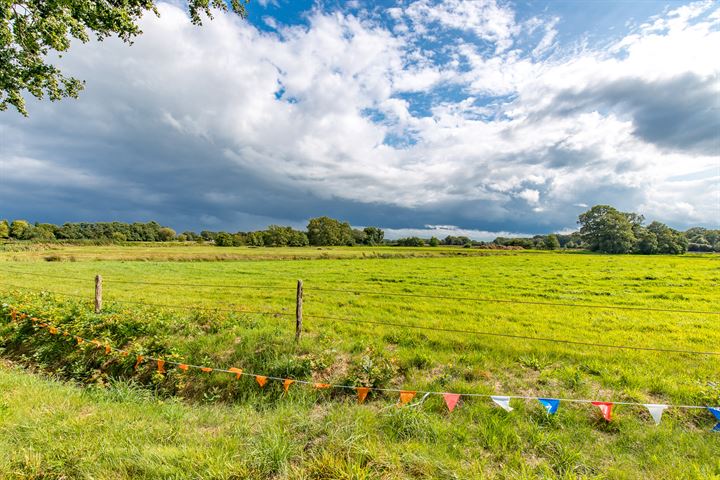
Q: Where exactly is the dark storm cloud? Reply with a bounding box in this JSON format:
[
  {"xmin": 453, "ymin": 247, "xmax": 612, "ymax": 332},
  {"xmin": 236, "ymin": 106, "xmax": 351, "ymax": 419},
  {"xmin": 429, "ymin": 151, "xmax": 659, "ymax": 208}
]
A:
[{"xmin": 538, "ymin": 73, "xmax": 720, "ymax": 155}]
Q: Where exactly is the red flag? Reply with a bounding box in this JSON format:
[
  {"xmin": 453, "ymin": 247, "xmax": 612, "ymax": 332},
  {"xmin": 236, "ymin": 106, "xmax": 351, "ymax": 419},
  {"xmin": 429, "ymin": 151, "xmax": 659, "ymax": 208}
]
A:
[
  {"xmin": 283, "ymin": 379, "xmax": 295, "ymax": 393},
  {"xmin": 228, "ymin": 367, "xmax": 243, "ymax": 380},
  {"xmin": 356, "ymin": 387, "xmax": 370, "ymax": 404},
  {"xmin": 443, "ymin": 393, "xmax": 461, "ymax": 412},
  {"xmin": 399, "ymin": 390, "xmax": 416, "ymax": 405},
  {"xmin": 592, "ymin": 402, "xmax": 614, "ymax": 421}
]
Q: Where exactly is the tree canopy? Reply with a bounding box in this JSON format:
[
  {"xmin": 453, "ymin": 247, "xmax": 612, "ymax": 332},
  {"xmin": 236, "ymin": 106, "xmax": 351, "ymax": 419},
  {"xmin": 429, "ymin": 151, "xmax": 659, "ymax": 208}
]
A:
[
  {"xmin": 1, "ymin": 0, "xmax": 247, "ymax": 115},
  {"xmin": 577, "ymin": 205, "xmax": 688, "ymax": 254}
]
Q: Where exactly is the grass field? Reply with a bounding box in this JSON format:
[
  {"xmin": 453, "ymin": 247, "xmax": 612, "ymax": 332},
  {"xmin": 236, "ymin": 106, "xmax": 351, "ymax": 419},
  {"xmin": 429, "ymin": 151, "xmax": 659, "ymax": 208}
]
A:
[{"xmin": 0, "ymin": 244, "xmax": 719, "ymax": 478}]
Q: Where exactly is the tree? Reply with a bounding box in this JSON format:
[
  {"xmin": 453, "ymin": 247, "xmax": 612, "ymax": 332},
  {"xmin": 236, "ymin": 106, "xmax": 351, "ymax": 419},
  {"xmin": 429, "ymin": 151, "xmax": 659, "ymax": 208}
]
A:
[
  {"xmin": 214, "ymin": 232, "xmax": 233, "ymax": 246},
  {"xmin": 544, "ymin": 234, "xmax": 560, "ymax": 250},
  {"xmin": 396, "ymin": 237, "xmax": 424, "ymax": 247},
  {"xmin": 351, "ymin": 228, "xmax": 367, "ymax": 245},
  {"xmin": 0, "ymin": 219, "xmax": 9, "ymax": 239},
  {"xmin": 9, "ymin": 219, "xmax": 29, "ymax": 239},
  {"xmin": 363, "ymin": 227, "xmax": 384, "ymax": 245},
  {"xmin": 635, "ymin": 228, "xmax": 658, "ymax": 254},
  {"xmin": 647, "ymin": 221, "xmax": 687, "ymax": 254},
  {"xmin": 578, "ymin": 205, "xmax": 636, "ymax": 254},
  {"xmin": 2, "ymin": 0, "xmax": 248, "ymax": 115},
  {"xmin": 306, "ymin": 217, "xmax": 353, "ymax": 246},
  {"xmin": 428, "ymin": 236, "xmax": 440, "ymax": 247},
  {"xmin": 157, "ymin": 227, "xmax": 176, "ymax": 241}
]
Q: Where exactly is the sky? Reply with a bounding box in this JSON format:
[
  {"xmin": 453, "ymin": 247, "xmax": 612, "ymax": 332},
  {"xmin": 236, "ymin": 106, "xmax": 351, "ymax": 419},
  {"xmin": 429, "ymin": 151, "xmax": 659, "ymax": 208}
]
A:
[{"xmin": 1, "ymin": 0, "xmax": 718, "ymax": 240}]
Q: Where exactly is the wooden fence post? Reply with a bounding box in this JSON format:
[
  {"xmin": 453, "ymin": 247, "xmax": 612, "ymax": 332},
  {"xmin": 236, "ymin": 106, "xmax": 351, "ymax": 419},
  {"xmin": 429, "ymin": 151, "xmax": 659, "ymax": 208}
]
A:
[
  {"xmin": 295, "ymin": 279, "xmax": 303, "ymax": 342},
  {"xmin": 95, "ymin": 274, "xmax": 102, "ymax": 314}
]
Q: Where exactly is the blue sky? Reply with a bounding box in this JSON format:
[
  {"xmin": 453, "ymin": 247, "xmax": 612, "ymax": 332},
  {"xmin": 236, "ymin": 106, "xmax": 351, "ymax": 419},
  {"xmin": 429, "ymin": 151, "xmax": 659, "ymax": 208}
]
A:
[{"xmin": 1, "ymin": 0, "xmax": 718, "ymax": 239}]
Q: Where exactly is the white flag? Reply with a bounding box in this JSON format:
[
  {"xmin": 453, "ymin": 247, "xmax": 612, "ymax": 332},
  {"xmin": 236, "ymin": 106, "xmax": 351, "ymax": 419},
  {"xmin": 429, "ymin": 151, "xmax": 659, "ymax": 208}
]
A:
[
  {"xmin": 644, "ymin": 404, "xmax": 668, "ymax": 425},
  {"xmin": 491, "ymin": 396, "xmax": 513, "ymax": 412}
]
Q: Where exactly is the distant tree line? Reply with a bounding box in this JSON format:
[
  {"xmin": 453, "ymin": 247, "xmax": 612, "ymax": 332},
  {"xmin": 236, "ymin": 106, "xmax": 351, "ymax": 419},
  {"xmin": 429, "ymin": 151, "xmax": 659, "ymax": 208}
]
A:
[{"xmin": 1, "ymin": 206, "xmax": 717, "ymax": 254}]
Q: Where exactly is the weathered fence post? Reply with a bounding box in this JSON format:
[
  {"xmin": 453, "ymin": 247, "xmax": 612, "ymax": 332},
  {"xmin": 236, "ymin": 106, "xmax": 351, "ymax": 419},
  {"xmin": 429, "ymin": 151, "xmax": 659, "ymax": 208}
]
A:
[
  {"xmin": 295, "ymin": 279, "xmax": 303, "ymax": 342},
  {"xmin": 95, "ymin": 274, "xmax": 103, "ymax": 314}
]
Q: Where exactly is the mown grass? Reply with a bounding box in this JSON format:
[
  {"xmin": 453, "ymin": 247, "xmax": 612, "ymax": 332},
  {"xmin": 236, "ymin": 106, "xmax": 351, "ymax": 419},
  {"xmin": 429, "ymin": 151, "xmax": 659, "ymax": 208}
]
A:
[{"xmin": 0, "ymin": 244, "xmax": 719, "ymax": 478}]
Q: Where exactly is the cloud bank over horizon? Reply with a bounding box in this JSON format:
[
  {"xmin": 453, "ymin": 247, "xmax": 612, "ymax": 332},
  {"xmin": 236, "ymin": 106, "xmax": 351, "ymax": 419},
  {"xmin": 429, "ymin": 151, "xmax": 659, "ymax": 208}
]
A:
[{"xmin": 1, "ymin": 0, "xmax": 718, "ymax": 236}]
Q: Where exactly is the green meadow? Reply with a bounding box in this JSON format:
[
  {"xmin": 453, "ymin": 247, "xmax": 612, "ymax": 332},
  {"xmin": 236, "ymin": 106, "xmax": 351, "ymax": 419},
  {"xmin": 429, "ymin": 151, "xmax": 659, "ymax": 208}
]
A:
[{"xmin": 0, "ymin": 244, "xmax": 718, "ymax": 479}]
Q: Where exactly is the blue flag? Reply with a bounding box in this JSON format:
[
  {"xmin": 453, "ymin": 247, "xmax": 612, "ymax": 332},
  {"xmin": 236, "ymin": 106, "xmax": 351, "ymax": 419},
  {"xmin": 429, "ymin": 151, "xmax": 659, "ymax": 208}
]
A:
[
  {"xmin": 709, "ymin": 407, "xmax": 720, "ymax": 432},
  {"xmin": 539, "ymin": 398, "xmax": 560, "ymax": 415}
]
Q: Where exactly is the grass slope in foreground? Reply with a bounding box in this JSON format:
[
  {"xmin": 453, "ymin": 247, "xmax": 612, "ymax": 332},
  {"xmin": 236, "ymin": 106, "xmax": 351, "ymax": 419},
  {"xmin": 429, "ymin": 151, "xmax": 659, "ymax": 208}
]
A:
[
  {"xmin": 0, "ymin": 363, "xmax": 718, "ymax": 479},
  {"xmin": 0, "ymin": 246, "xmax": 718, "ymax": 478}
]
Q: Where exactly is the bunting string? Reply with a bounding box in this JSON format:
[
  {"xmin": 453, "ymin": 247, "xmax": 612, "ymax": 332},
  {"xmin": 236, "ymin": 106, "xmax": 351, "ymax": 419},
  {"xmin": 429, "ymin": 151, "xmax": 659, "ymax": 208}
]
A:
[{"xmin": 2, "ymin": 305, "xmax": 718, "ymax": 430}]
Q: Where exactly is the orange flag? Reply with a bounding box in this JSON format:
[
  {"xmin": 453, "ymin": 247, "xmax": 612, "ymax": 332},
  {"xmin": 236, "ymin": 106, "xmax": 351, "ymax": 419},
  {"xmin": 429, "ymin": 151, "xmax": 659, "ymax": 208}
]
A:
[
  {"xmin": 134, "ymin": 355, "xmax": 144, "ymax": 370},
  {"xmin": 178, "ymin": 364, "xmax": 189, "ymax": 372},
  {"xmin": 200, "ymin": 367, "xmax": 213, "ymax": 373},
  {"xmin": 356, "ymin": 387, "xmax": 370, "ymax": 404},
  {"xmin": 443, "ymin": 393, "xmax": 461, "ymax": 412},
  {"xmin": 157, "ymin": 360, "xmax": 166, "ymax": 374},
  {"xmin": 10, "ymin": 310, "xmax": 16, "ymax": 322},
  {"xmin": 105, "ymin": 345, "xmax": 111, "ymax": 355},
  {"xmin": 256, "ymin": 376, "xmax": 268, "ymax": 388},
  {"xmin": 76, "ymin": 337, "xmax": 84, "ymax": 345},
  {"xmin": 283, "ymin": 379, "xmax": 295, "ymax": 393},
  {"xmin": 62, "ymin": 331, "xmax": 70, "ymax": 336},
  {"xmin": 314, "ymin": 383, "xmax": 331, "ymax": 389},
  {"xmin": 49, "ymin": 327, "xmax": 58, "ymax": 335},
  {"xmin": 592, "ymin": 402, "xmax": 614, "ymax": 421},
  {"xmin": 399, "ymin": 390, "xmax": 416, "ymax": 405},
  {"xmin": 120, "ymin": 351, "xmax": 129, "ymax": 357},
  {"xmin": 228, "ymin": 367, "xmax": 243, "ymax": 380}
]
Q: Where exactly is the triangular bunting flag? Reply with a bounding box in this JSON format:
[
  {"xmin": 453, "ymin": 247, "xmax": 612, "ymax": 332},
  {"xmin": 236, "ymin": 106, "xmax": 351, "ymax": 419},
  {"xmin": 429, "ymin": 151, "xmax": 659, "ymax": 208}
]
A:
[
  {"xmin": 538, "ymin": 398, "xmax": 560, "ymax": 415},
  {"xmin": 49, "ymin": 327, "xmax": 58, "ymax": 335},
  {"xmin": 76, "ymin": 337, "xmax": 84, "ymax": 345},
  {"xmin": 313, "ymin": 383, "xmax": 331, "ymax": 389},
  {"xmin": 256, "ymin": 376, "xmax": 268, "ymax": 388},
  {"xmin": 356, "ymin": 387, "xmax": 370, "ymax": 403},
  {"xmin": 105, "ymin": 344, "xmax": 111, "ymax": 355},
  {"xmin": 10, "ymin": 310, "xmax": 16, "ymax": 322},
  {"xmin": 228, "ymin": 367, "xmax": 243, "ymax": 380},
  {"xmin": 157, "ymin": 360, "xmax": 166, "ymax": 374},
  {"xmin": 644, "ymin": 404, "xmax": 668, "ymax": 425},
  {"xmin": 399, "ymin": 390, "xmax": 416, "ymax": 405},
  {"xmin": 708, "ymin": 407, "xmax": 720, "ymax": 432},
  {"xmin": 200, "ymin": 367, "xmax": 213, "ymax": 373},
  {"xmin": 134, "ymin": 355, "xmax": 143, "ymax": 370},
  {"xmin": 283, "ymin": 379, "xmax": 295, "ymax": 394},
  {"xmin": 178, "ymin": 364, "xmax": 189, "ymax": 372},
  {"xmin": 443, "ymin": 393, "xmax": 461, "ymax": 412},
  {"xmin": 592, "ymin": 402, "xmax": 614, "ymax": 421},
  {"xmin": 491, "ymin": 396, "xmax": 513, "ymax": 412},
  {"xmin": 63, "ymin": 331, "xmax": 70, "ymax": 337}
]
